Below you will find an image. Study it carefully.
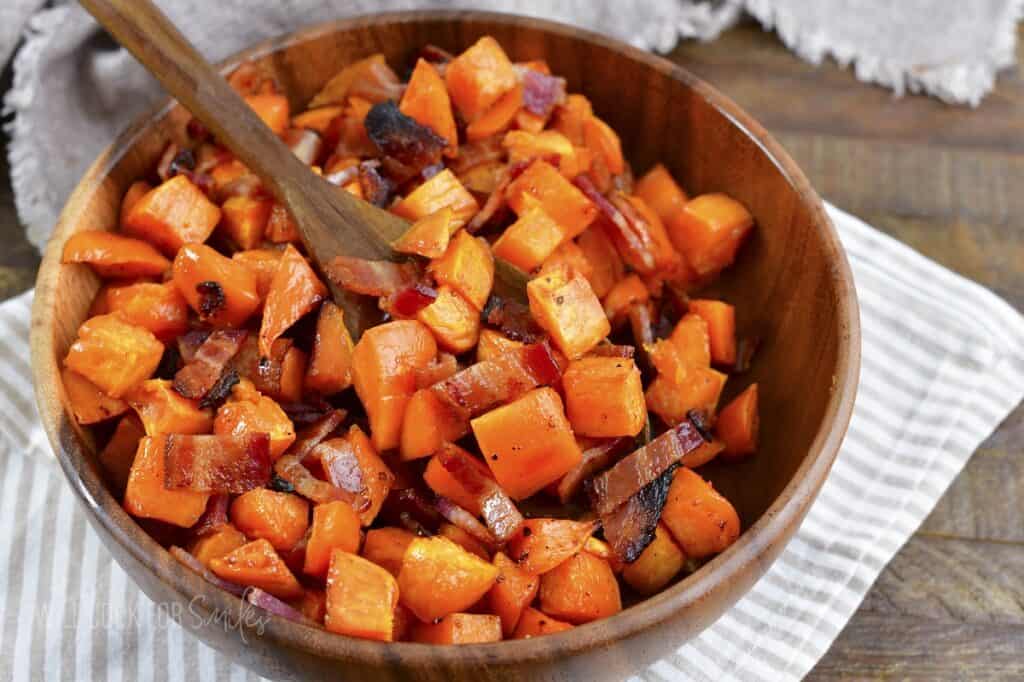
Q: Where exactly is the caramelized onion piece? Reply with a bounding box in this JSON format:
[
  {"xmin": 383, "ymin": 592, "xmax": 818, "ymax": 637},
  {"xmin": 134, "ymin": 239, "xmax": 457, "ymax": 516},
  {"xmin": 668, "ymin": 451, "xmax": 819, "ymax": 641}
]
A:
[
  {"xmin": 482, "ymin": 295, "xmax": 544, "ymax": 343},
  {"xmin": 290, "ymin": 409, "xmax": 347, "ymax": 464},
  {"xmin": 164, "ymin": 433, "xmax": 271, "ymax": 494},
  {"xmin": 313, "ymin": 439, "xmax": 372, "ymax": 511},
  {"xmin": 438, "ymin": 443, "xmax": 524, "ymax": 543},
  {"xmin": 556, "ymin": 437, "xmax": 632, "ymax": 504},
  {"xmin": 435, "ymin": 496, "xmax": 499, "ymax": 548},
  {"xmin": 245, "ymin": 588, "xmax": 316, "ymax": 625}
]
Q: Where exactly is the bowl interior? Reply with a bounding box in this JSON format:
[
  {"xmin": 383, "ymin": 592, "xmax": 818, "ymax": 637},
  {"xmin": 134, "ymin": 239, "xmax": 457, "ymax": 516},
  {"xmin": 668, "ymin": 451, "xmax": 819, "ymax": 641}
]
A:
[{"xmin": 32, "ymin": 11, "xmax": 858, "ymax": 679}]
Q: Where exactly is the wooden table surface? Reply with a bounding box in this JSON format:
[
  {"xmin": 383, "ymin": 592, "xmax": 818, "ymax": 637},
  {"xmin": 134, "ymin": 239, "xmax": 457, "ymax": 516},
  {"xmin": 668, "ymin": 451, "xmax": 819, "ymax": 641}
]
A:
[{"xmin": 1, "ymin": 19, "xmax": 1022, "ymax": 680}]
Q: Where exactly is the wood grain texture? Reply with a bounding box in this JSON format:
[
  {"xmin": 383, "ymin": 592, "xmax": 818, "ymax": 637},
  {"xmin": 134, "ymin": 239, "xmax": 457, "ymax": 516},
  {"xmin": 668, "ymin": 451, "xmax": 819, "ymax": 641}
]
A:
[{"xmin": 28, "ymin": 11, "xmax": 857, "ymax": 681}]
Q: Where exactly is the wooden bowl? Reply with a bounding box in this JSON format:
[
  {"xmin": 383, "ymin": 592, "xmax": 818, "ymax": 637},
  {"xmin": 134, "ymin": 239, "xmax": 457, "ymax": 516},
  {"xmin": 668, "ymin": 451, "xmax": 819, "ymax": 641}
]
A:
[{"xmin": 31, "ymin": 11, "xmax": 860, "ymax": 681}]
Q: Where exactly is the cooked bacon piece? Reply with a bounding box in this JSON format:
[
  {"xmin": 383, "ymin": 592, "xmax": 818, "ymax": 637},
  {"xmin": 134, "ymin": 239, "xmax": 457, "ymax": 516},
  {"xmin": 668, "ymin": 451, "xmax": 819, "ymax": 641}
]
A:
[
  {"xmin": 279, "ymin": 399, "xmax": 335, "ymax": 425},
  {"xmin": 589, "ymin": 344, "xmax": 636, "ymax": 359},
  {"xmin": 365, "ymin": 101, "xmax": 447, "ymax": 174},
  {"xmin": 389, "ymin": 284, "xmax": 438, "ymax": 317},
  {"xmin": 191, "ymin": 494, "xmax": 230, "ymax": 537},
  {"xmin": 379, "ymin": 487, "xmax": 443, "ymax": 534},
  {"xmin": 177, "ymin": 329, "xmax": 211, "ymax": 364},
  {"xmin": 358, "ymin": 160, "xmax": 394, "ymax": 207},
  {"xmin": 164, "ymin": 433, "xmax": 271, "ymax": 494},
  {"xmin": 482, "ymin": 295, "xmax": 544, "ymax": 343},
  {"xmin": 274, "ymin": 451, "xmax": 355, "ymax": 506},
  {"xmin": 601, "ymin": 463, "xmax": 678, "ymax": 563},
  {"xmin": 437, "ymin": 443, "xmax": 523, "ymax": 543},
  {"xmin": 435, "ymin": 496, "xmax": 499, "ymax": 548},
  {"xmin": 448, "ymin": 136, "xmax": 505, "ymax": 176},
  {"xmin": 325, "ymin": 256, "xmax": 418, "ymax": 297},
  {"xmin": 587, "ymin": 417, "xmax": 706, "ymax": 516},
  {"xmin": 290, "ymin": 409, "xmax": 347, "ymax": 464},
  {"xmin": 556, "ymin": 437, "xmax": 632, "ymax": 504},
  {"xmin": 419, "ymin": 44, "xmax": 455, "ymax": 65},
  {"xmin": 573, "ymin": 175, "xmax": 657, "ymax": 273},
  {"xmin": 173, "ymin": 329, "xmax": 248, "ymax": 400},
  {"xmin": 199, "ymin": 368, "xmax": 240, "ymax": 410},
  {"xmin": 519, "ymin": 68, "xmax": 566, "ymax": 117}
]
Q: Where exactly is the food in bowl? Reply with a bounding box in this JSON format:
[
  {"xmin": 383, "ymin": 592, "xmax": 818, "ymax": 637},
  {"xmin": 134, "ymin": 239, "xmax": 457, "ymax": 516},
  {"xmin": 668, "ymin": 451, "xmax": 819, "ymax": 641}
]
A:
[{"xmin": 60, "ymin": 35, "xmax": 760, "ymax": 644}]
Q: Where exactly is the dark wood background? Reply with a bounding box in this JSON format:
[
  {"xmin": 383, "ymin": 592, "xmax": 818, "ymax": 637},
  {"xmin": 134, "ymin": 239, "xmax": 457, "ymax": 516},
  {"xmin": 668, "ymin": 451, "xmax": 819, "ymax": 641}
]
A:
[{"xmin": 1, "ymin": 18, "xmax": 1021, "ymax": 679}]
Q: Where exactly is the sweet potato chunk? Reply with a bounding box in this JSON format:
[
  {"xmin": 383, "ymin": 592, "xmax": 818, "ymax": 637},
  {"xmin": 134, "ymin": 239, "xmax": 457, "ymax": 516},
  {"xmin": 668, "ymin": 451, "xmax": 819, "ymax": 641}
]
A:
[
  {"xmin": 716, "ymin": 383, "xmax": 759, "ymax": 458},
  {"xmin": 492, "ymin": 197, "xmax": 565, "ymax": 273},
  {"xmin": 602, "ymin": 274, "xmax": 649, "ymax": 327},
  {"xmin": 506, "ymin": 518, "xmax": 598, "ymax": 575},
  {"xmin": 230, "ymin": 488, "xmax": 309, "ymax": 551},
  {"xmin": 416, "ymin": 286, "xmax": 480, "ymax": 353},
  {"xmin": 392, "ymin": 169, "xmax": 478, "ymax": 232},
  {"xmin": 259, "ymin": 244, "xmax": 327, "ymax": 356},
  {"xmin": 645, "ymin": 368, "xmax": 727, "ymax": 427},
  {"xmin": 172, "ymin": 243, "xmax": 261, "ymax": 327},
  {"xmin": 688, "ymin": 299, "xmax": 737, "ymax": 367},
  {"xmin": 65, "ymin": 314, "xmax": 163, "ymax": 398},
  {"xmin": 310, "ymin": 54, "xmax": 404, "ymax": 108},
  {"xmin": 220, "ymin": 196, "xmax": 273, "ymax": 249},
  {"xmin": 527, "ymin": 269, "xmax": 609, "ymax": 359},
  {"xmin": 506, "ymin": 160, "xmax": 597, "ymax": 239},
  {"xmin": 647, "ymin": 313, "xmax": 711, "ymax": 384},
  {"xmin": 399, "ymin": 389, "xmax": 466, "ymax": 461},
  {"xmin": 214, "ymin": 392, "xmax": 295, "ymax": 459},
  {"xmin": 671, "ymin": 193, "xmax": 754, "ymax": 278},
  {"xmin": 231, "ymin": 248, "xmax": 283, "ymax": 303},
  {"xmin": 621, "ymin": 523, "xmax": 685, "ymax": 595},
  {"xmin": 305, "ymin": 302, "xmax": 355, "ymax": 396},
  {"xmin": 661, "ymin": 468, "xmax": 740, "ymax": 559},
  {"xmin": 438, "ymin": 523, "xmax": 490, "ymax": 561},
  {"xmin": 63, "ymin": 367, "xmax": 128, "ymax": 424},
  {"xmin": 123, "ymin": 175, "xmax": 221, "ymax": 255},
  {"xmin": 190, "ymin": 524, "xmax": 248, "ymax": 568},
  {"xmin": 325, "ymin": 550, "xmax": 399, "ymax": 641},
  {"xmin": 465, "ymin": 84, "xmax": 522, "ymax": 141},
  {"xmin": 123, "ymin": 436, "xmax": 210, "ymax": 527},
  {"xmin": 475, "ymin": 329, "xmax": 523, "ymax": 363},
  {"xmin": 488, "ymin": 552, "xmax": 540, "ymax": 636},
  {"xmin": 126, "ymin": 379, "xmax": 213, "ymax": 436},
  {"xmin": 398, "ymin": 536, "xmax": 499, "ymax": 622},
  {"xmin": 304, "ymin": 501, "xmax": 362, "ymax": 578},
  {"xmin": 539, "ymin": 551, "xmax": 620, "ymax": 624},
  {"xmin": 428, "ymin": 229, "xmax": 494, "ymax": 311},
  {"xmin": 576, "ymin": 226, "xmax": 624, "ymax": 299},
  {"xmin": 411, "ymin": 613, "xmax": 502, "ymax": 644},
  {"xmin": 445, "ymin": 36, "xmax": 518, "ymax": 122},
  {"xmin": 583, "ymin": 115, "xmax": 624, "ymax": 176},
  {"xmin": 244, "ymin": 93, "xmax": 290, "ymax": 134},
  {"xmin": 98, "ymin": 413, "xmax": 145, "ymax": 495},
  {"xmin": 351, "ymin": 320, "xmax": 437, "ymax": 451},
  {"xmin": 562, "ymin": 357, "xmax": 646, "ymax": 437},
  {"xmin": 120, "ymin": 180, "xmax": 153, "ymax": 228},
  {"xmin": 391, "ymin": 207, "xmax": 452, "ymax": 259},
  {"xmin": 400, "ymin": 59, "xmax": 458, "ymax": 154},
  {"xmin": 292, "ymin": 105, "xmax": 344, "ymax": 134},
  {"xmin": 513, "ymin": 607, "xmax": 573, "ymax": 639},
  {"xmin": 634, "ymin": 163, "xmax": 689, "ymax": 229},
  {"xmin": 471, "ymin": 387, "xmax": 581, "ymax": 500},
  {"xmin": 106, "ymin": 282, "xmax": 190, "ymax": 342},
  {"xmin": 362, "ymin": 527, "xmax": 415, "ymax": 577},
  {"xmin": 62, "ymin": 231, "xmax": 171, "ymax": 279},
  {"xmin": 210, "ymin": 538, "xmax": 303, "ymax": 599}
]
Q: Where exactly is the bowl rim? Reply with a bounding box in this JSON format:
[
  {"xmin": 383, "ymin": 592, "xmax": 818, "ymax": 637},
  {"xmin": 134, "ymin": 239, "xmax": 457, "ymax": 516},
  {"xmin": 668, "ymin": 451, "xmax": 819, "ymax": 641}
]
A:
[{"xmin": 31, "ymin": 8, "xmax": 861, "ymax": 668}]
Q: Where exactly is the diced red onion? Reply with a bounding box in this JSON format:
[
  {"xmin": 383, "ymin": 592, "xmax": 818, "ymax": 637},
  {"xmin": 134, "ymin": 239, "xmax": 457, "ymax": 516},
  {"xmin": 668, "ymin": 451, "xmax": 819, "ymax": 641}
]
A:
[
  {"xmin": 245, "ymin": 588, "xmax": 317, "ymax": 625},
  {"xmin": 274, "ymin": 451, "xmax": 356, "ymax": 506}
]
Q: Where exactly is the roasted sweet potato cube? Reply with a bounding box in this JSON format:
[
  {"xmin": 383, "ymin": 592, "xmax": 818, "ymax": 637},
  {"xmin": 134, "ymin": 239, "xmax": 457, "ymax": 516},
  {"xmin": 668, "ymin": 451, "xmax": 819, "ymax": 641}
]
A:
[
  {"xmin": 230, "ymin": 488, "xmax": 309, "ymax": 551},
  {"xmin": 126, "ymin": 379, "xmax": 213, "ymax": 436},
  {"xmin": 661, "ymin": 468, "xmax": 740, "ymax": 559},
  {"xmin": 539, "ymin": 551, "xmax": 620, "ymax": 624},
  {"xmin": 505, "ymin": 518, "xmax": 598, "ymax": 575},
  {"xmin": 438, "ymin": 523, "xmax": 490, "ymax": 561},
  {"xmin": 244, "ymin": 93, "xmax": 290, "ymax": 134},
  {"xmin": 119, "ymin": 180, "xmax": 153, "ymax": 228},
  {"xmin": 688, "ymin": 299, "xmax": 737, "ymax": 366},
  {"xmin": 423, "ymin": 451, "xmax": 492, "ymax": 514},
  {"xmin": 475, "ymin": 329, "xmax": 523, "ymax": 363},
  {"xmin": 400, "ymin": 59, "xmax": 457, "ymax": 154},
  {"xmin": 362, "ymin": 527, "xmax": 415, "ymax": 577},
  {"xmin": 471, "ymin": 388, "xmax": 582, "ymax": 500},
  {"xmin": 352, "ymin": 320, "xmax": 438, "ymax": 452},
  {"xmin": 503, "ymin": 130, "xmax": 575, "ymax": 170},
  {"xmin": 214, "ymin": 393, "xmax": 295, "ymax": 459},
  {"xmin": 540, "ymin": 239, "xmax": 593, "ymax": 281},
  {"xmin": 304, "ymin": 501, "xmax": 362, "ymax": 578},
  {"xmin": 123, "ymin": 175, "xmax": 221, "ymax": 255},
  {"xmin": 488, "ymin": 552, "xmax": 540, "ymax": 636},
  {"xmin": 576, "ymin": 226, "xmax": 624, "ymax": 299},
  {"xmin": 276, "ymin": 345, "xmax": 307, "ymax": 404},
  {"xmin": 602, "ymin": 274, "xmax": 649, "ymax": 327},
  {"xmin": 220, "ymin": 196, "xmax": 273, "ymax": 249},
  {"xmin": 210, "ymin": 538, "xmax": 303, "ymax": 599},
  {"xmin": 65, "ymin": 314, "xmax": 163, "ymax": 398},
  {"xmin": 551, "ymin": 94, "xmax": 593, "ymax": 146},
  {"xmin": 123, "ymin": 436, "xmax": 210, "ymax": 527},
  {"xmin": 621, "ymin": 523, "xmax": 686, "ymax": 595},
  {"xmin": 98, "ymin": 413, "xmax": 145, "ymax": 495},
  {"xmin": 305, "ymin": 302, "xmax": 355, "ymax": 396},
  {"xmin": 716, "ymin": 383, "xmax": 759, "ymax": 458},
  {"xmin": 428, "ymin": 229, "xmax": 494, "ymax": 311},
  {"xmin": 292, "ymin": 105, "xmax": 344, "ymax": 134},
  {"xmin": 648, "ymin": 313, "xmax": 711, "ymax": 383},
  {"xmin": 645, "ymin": 367, "xmax": 727, "ymax": 427},
  {"xmin": 232, "ymin": 248, "xmax": 283, "ymax": 303},
  {"xmin": 400, "ymin": 389, "xmax": 466, "ymax": 461},
  {"xmin": 562, "ymin": 357, "xmax": 646, "ymax": 438},
  {"xmin": 512, "ymin": 607, "xmax": 573, "ymax": 639},
  {"xmin": 444, "ymin": 36, "xmax": 518, "ymax": 122},
  {"xmin": 259, "ymin": 244, "xmax": 327, "ymax": 356},
  {"xmin": 190, "ymin": 524, "xmax": 248, "ymax": 568},
  {"xmin": 527, "ymin": 269, "xmax": 609, "ymax": 359},
  {"xmin": 391, "ymin": 207, "xmax": 452, "ymax": 259},
  {"xmin": 172, "ymin": 243, "xmax": 261, "ymax": 327},
  {"xmin": 464, "ymin": 84, "xmax": 522, "ymax": 141},
  {"xmin": 325, "ymin": 550, "xmax": 400, "ymax": 641},
  {"xmin": 583, "ymin": 114, "xmax": 624, "ymax": 175},
  {"xmin": 392, "ymin": 169, "xmax": 479, "ymax": 232},
  {"xmin": 62, "ymin": 367, "xmax": 128, "ymax": 425},
  {"xmin": 62, "ymin": 230, "xmax": 171, "ymax": 279},
  {"xmin": 106, "ymin": 282, "xmax": 190, "ymax": 342},
  {"xmin": 506, "ymin": 160, "xmax": 598, "ymax": 239},
  {"xmin": 411, "ymin": 613, "xmax": 502, "ymax": 644},
  {"xmin": 492, "ymin": 198, "xmax": 565, "ymax": 273},
  {"xmin": 671, "ymin": 193, "xmax": 754, "ymax": 278},
  {"xmin": 634, "ymin": 163, "xmax": 689, "ymax": 228},
  {"xmin": 397, "ymin": 536, "xmax": 499, "ymax": 622},
  {"xmin": 416, "ymin": 286, "xmax": 480, "ymax": 353},
  {"xmin": 290, "ymin": 588, "xmax": 328, "ymax": 624},
  {"xmin": 265, "ymin": 203, "xmax": 301, "ymax": 243}
]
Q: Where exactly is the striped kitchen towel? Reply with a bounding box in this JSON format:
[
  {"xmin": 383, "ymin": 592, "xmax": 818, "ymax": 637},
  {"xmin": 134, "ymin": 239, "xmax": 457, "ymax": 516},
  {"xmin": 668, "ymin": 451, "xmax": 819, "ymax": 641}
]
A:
[{"xmin": 1, "ymin": 203, "xmax": 1022, "ymax": 681}]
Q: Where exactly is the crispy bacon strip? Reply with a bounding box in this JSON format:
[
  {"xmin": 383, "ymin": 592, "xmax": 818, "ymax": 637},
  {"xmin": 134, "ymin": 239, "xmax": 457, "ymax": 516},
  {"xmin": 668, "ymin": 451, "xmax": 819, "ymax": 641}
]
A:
[
  {"xmin": 482, "ymin": 295, "xmax": 544, "ymax": 343},
  {"xmin": 176, "ymin": 329, "xmax": 211, "ymax": 364},
  {"xmin": 191, "ymin": 494, "xmax": 230, "ymax": 537},
  {"xmin": 274, "ymin": 450, "xmax": 356, "ymax": 506},
  {"xmin": 164, "ymin": 433, "xmax": 271, "ymax": 494},
  {"xmin": 173, "ymin": 329, "xmax": 248, "ymax": 400},
  {"xmin": 556, "ymin": 437, "xmax": 632, "ymax": 504},
  {"xmin": 587, "ymin": 417, "xmax": 707, "ymax": 516},
  {"xmin": 437, "ymin": 443, "xmax": 523, "ymax": 543},
  {"xmin": 601, "ymin": 463, "xmax": 678, "ymax": 563},
  {"xmin": 324, "ymin": 256, "xmax": 418, "ymax": 297}
]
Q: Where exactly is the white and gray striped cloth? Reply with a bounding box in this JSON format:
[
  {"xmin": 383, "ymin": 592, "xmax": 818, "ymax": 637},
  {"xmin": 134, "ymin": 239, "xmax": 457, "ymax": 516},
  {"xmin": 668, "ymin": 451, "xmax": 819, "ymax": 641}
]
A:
[{"xmin": 1, "ymin": 204, "xmax": 1022, "ymax": 681}]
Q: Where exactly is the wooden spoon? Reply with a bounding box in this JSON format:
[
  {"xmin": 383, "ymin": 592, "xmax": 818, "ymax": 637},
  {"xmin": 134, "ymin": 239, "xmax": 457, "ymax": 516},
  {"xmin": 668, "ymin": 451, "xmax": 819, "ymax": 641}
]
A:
[{"xmin": 80, "ymin": 0, "xmax": 526, "ymax": 337}]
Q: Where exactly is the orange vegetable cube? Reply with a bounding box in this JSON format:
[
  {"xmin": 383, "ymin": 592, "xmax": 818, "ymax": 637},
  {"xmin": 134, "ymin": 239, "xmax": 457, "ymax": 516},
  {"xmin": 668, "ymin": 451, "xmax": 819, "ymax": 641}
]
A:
[
  {"xmin": 423, "ymin": 450, "xmax": 492, "ymax": 515},
  {"xmin": 716, "ymin": 384, "xmax": 759, "ymax": 458},
  {"xmin": 232, "ymin": 248, "xmax": 283, "ymax": 303},
  {"xmin": 492, "ymin": 198, "xmax": 565, "ymax": 273},
  {"xmin": 244, "ymin": 93, "xmax": 290, "ymax": 135},
  {"xmin": 445, "ymin": 36, "xmax": 518, "ymax": 122},
  {"xmin": 292, "ymin": 105, "xmax": 344, "ymax": 134},
  {"xmin": 304, "ymin": 501, "xmax": 362, "ymax": 578},
  {"xmin": 258, "ymin": 244, "xmax": 327, "ymax": 356},
  {"xmin": 634, "ymin": 163, "xmax": 689, "ymax": 228},
  {"xmin": 438, "ymin": 523, "xmax": 490, "ymax": 561},
  {"xmin": 220, "ymin": 196, "xmax": 273, "ymax": 249},
  {"xmin": 305, "ymin": 302, "xmax": 355, "ymax": 396},
  {"xmin": 362, "ymin": 527, "xmax": 415, "ymax": 577},
  {"xmin": 392, "ymin": 169, "xmax": 479, "ymax": 232},
  {"xmin": 325, "ymin": 550, "xmax": 400, "ymax": 641},
  {"xmin": 172, "ymin": 243, "xmax": 261, "ymax": 327},
  {"xmin": 465, "ymin": 84, "xmax": 523, "ymax": 141},
  {"xmin": 562, "ymin": 357, "xmax": 646, "ymax": 438},
  {"xmin": 429, "ymin": 229, "xmax": 495, "ymax": 310},
  {"xmin": 126, "ymin": 379, "xmax": 213, "ymax": 436},
  {"xmin": 276, "ymin": 344, "xmax": 307, "ymax": 404},
  {"xmin": 688, "ymin": 299, "xmax": 737, "ymax": 366},
  {"xmin": 62, "ymin": 367, "xmax": 128, "ymax": 425},
  {"xmin": 621, "ymin": 523, "xmax": 686, "ymax": 595},
  {"xmin": 391, "ymin": 207, "xmax": 452, "ymax": 259},
  {"xmin": 662, "ymin": 468, "xmax": 741, "ymax": 559},
  {"xmin": 472, "ymin": 388, "xmax": 582, "ymax": 500},
  {"xmin": 214, "ymin": 393, "xmax": 295, "ymax": 459},
  {"xmin": 64, "ymin": 314, "xmax": 163, "ymax": 398},
  {"xmin": 290, "ymin": 588, "xmax": 328, "ymax": 624},
  {"xmin": 62, "ymin": 230, "xmax": 171, "ymax": 279},
  {"xmin": 513, "ymin": 607, "xmax": 573, "ymax": 639},
  {"xmin": 671, "ymin": 193, "xmax": 754, "ymax": 277},
  {"xmin": 648, "ymin": 313, "xmax": 711, "ymax": 382},
  {"xmin": 400, "ymin": 59, "xmax": 457, "ymax": 154},
  {"xmin": 119, "ymin": 180, "xmax": 153, "ymax": 228},
  {"xmin": 98, "ymin": 414, "xmax": 145, "ymax": 495},
  {"xmin": 582, "ymin": 536, "xmax": 623, "ymax": 573},
  {"xmin": 416, "ymin": 286, "xmax": 480, "ymax": 353},
  {"xmin": 411, "ymin": 613, "xmax": 502, "ymax": 644},
  {"xmin": 551, "ymin": 94, "xmax": 593, "ymax": 146},
  {"xmin": 123, "ymin": 436, "xmax": 210, "ymax": 527},
  {"xmin": 506, "ymin": 518, "xmax": 598, "ymax": 575},
  {"xmin": 265, "ymin": 203, "xmax": 301, "ymax": 243},
  {"xmin": 645, "ymin": 368, "xmax": 727, "ymax": 426},
  {"xmin": 488, "ymin": 552, "xmax": 540, "ymax": 636},
  {"xmin": 583, "ymin": 115, "xmax": 624, "ymax": 175},
  {"xmin": 527, "ymin": 269, "xmax": 610, "ymax": 359},
  {"xmin": 210, "ymin": 538, "xmax": 303, "ymax": 599},
  {"xmin": 475, "ymin": 329, "xmax": 523, "ymax": 363},
  {"xmin": 503, "ymin": 130, "xmax": 576, "ymax": 171},
  {"xmin": 400, "ymin": 389, "xmax": 466, "ymax": 461},
  {"xmin": 539, "ymin": 551, "xmax": 621, "ymax": 624},
  {"xmin": 540, "ymin": 239, "xmax": 593, "ymax": 281},
  {"xmin": 506, "ymin": 160, "xmax": 598, "ymax": 239},
  {"xmin": 576, "ymin": 226, "xmax": 625, "ymax": 298},
  {"xmin": 309, "ymin": 54, "xmax": 402, "ymax": 107},
  {"xmin": 230, "ymin": 488, "xmax": 309, "ymax": 551},
  {"xmin": 106, "ymin": 282, "xmax": 190, "ymax": 342},
  {"xmin": 123, "ymin": 175, "xmax": 222, "ymax": 255},
  {"xmin": 602, "ymin": 274, "xmax": 649, "ymax": 327},
  {"xmin": 398, "ymin": 536, "xmax": 499, "ymax": 622},
  {"xmin": 190, "ymin": 524, "xmax": 248, "ymax": 568}
]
